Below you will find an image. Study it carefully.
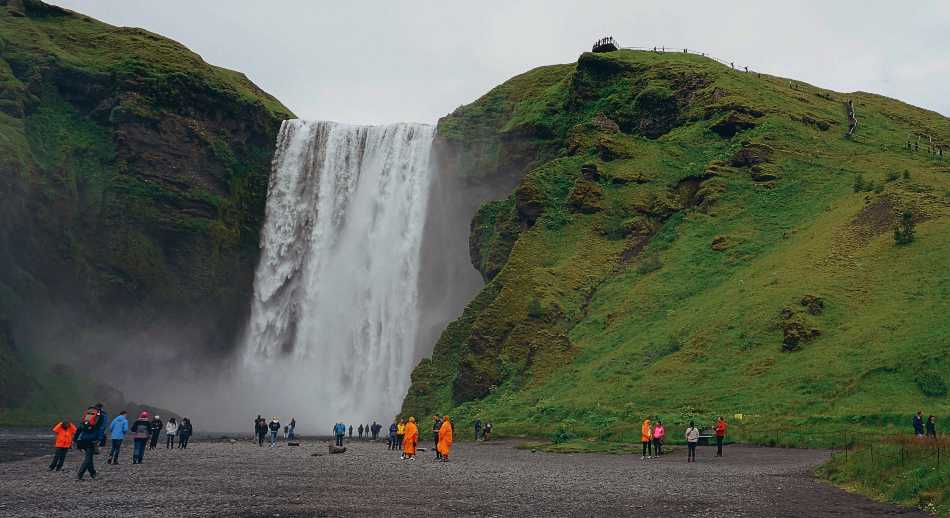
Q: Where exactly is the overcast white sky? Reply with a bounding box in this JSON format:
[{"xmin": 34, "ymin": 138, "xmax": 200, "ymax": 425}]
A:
[{"xmin": 53, "ymin": 1, "xmax": 949, "ymax": 124}]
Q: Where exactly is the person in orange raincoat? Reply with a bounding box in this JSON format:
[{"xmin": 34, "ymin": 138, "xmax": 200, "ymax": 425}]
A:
[
  {"xmin": 402, "ymin": 416, "xmax": 419, "ymax": 461},
  {"xmin": 49, "ymin": 418, "xmax": 76, "ymax": 471},
  {"xmin": 641, "ymin": 419, "xmax": 653, "ymax": 459},
  {"xmin": 437, "ymin": 415, "xmax": 453, "ymax": 462}
]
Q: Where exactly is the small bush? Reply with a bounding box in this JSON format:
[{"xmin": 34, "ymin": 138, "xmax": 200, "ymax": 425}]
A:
[
  {"xmin": 893, "ymin": 210, "xmax": 915, "ymax": 245},
  {"xmin": 873, "ymin": 182, "xmax": 885, "ymax": 194},
  {"xmin": 550, "ymin": 422, "xmax": 577, "ymax": 444},
  {"xmin": 902, "ymin": 170, "xmax": 911, "ymax": 180},
  {"xmin": 916, "ymin": 369, "xmax": 947, "ymax": 397},
  {"xmin": 885, "ymin": 171, "xmax": 899, "ymax": 182},
  {"xmin": 637, "ymin": 254, "xmax": 663, "ymax": 274},
  {"xmin": 852, "ymin": 174, "xmax": 866, "ymax": 192},
  {"xmin": 527, "ymin": 297, "xmax": 545, "ymax": 320}
]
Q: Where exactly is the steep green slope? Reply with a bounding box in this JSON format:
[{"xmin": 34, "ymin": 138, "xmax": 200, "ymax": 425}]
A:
[
  {"xmin": 405, "ymin": 49, "xmax": 950, "ymax": 441},
  {"xmin": 0, "ymin": 0, "xmax": 292, "ymax": 418}
]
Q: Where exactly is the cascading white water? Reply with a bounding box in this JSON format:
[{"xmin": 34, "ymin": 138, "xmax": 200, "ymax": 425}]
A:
[{"xmin": 242, "ymin": 120, "xmax": 435, "ymax": 428}]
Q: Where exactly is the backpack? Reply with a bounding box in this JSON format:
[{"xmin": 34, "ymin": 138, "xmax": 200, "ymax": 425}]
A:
[{"xmin": 79, "ymin": 407, "xmax": 100, "ymax": 433}]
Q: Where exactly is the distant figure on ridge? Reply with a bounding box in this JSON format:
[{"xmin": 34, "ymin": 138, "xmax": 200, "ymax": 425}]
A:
[
  {"xmin": 401, "ymin": 416, "xmax": 418, "ymax": 461},
  {"xmin": 48, "ymin": 418, "xmax": 76, "ymax": 471},
  {"xmin": 107, "ymin": 410, "xmax": 128, "ymax": 464},
  {"xmin": 131, "ymin": 411, "xmax": 152, "ymax": 464},
  {"xmin": 437, "ymin": 415, "xmax": 453, "ymax": 462},
  {"xmin": 715, "ymin": 416, "xmax": 727, "ymax": 457}
]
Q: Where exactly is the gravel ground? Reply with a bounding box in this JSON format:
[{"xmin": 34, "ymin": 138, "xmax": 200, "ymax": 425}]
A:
[{"xmin": 0, "ymin": 436, "xmax": 924, "ymax": 517}]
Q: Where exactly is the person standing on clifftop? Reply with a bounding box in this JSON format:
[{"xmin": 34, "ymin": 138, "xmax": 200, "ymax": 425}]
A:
[
  {"xmin": 715, "ymin": 416, "xmax": 728, "ymax": 457},
  {"xmin": 48, "ymin": 418, "xmax": 76, "ymax": 471}
]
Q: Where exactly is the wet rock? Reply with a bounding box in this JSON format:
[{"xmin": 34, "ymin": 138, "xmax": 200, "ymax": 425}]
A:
[{"xmin": 328, "ymin": 445, "xmax": 346, "ymax": 454}]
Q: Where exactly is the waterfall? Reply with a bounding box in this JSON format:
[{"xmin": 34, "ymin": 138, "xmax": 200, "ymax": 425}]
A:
[{"xmin": 242, "ymin": 120, "xmax": 435, "ymax": 427}]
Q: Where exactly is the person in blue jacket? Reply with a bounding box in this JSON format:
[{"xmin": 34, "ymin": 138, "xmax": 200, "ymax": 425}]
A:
[
  {"xmin": 107, "ymin": 410, "xmax": 129, "ymax": 464},
  {"xmin": 333, "ymin": 422, "xmax": 346, "ymax": 447},
  {"xmin": 388, "ymin": 422, "xmax": 398, "ymax": 450}
]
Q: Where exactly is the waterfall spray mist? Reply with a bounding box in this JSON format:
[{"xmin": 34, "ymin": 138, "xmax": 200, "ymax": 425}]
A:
[{"xmin": 241, "ymin": 120, "xmax": 435, "ymax": 429}]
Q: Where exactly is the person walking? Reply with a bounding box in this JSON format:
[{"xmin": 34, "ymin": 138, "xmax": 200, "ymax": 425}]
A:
[
  {"xmin": 334, "ymin": 422, "xmax": 346, "ymax": 447},
  {"xmin": 388, "ymin": 422, "xmax": 397, "ymax": 450},
  {"xmin": 358, "ymin": 424, "xmax": 364, "ymax": 440},
  {"xmin": 401, "ymin": 416, "xmax": 418, "ymax": 461},
  {"xmin": 348, "ymin": 425, "xmax": 353, "ymax": 439},
  {"xmin": 107, "ymin": 410, "xmax": 129, "ymax": 464},
  {"xmin": 165, "ymin": 417, "xmax": 178, "ymax": 449},
  {"xmin": 287, "ymin": 418, "xmax": 296, "ymax": 441},
  {"xmin": 130, "ymin": 411, "xmax": 151, "ymax": 464},
  {"xmin": 432, "ymin": 416, "xmax": 442, "ymax": 460},
  {"xmin": 926, "ymin": 415, "xmax": 937, "ymax": 439},
  {"xmin": 48, "ymin": 418, "xmax": 76, "ymax": 471},
  {"xmin": 653, "ymin": 420, "xmax": 665, "ymax": 456},
  {"xmin": 148, "ymin": 415, "xmax": 163, "ymax": 450},
  {"xmin": 256, "ymin": 416, "xmax": 268, "ymax": 447},
  {"xmin": 396, "ymin": 419, "xmax": 406, "ymax": 451},
  {"xmin": 715, "ymin": 416, "xmax": 727, "ymax": 457},
  {"xmin": 76, "ymin": 403, "xmax": 105, "ymax": 480},
  {"xmin": 178, "ymin": 418, "xmax": 193, "ymax": 449},
  {"xmin": 685, "ymin": 421, "xmax": 699, "ymax": 462},
  {"xmin": 474, "ymin": 419, "xmax": 482, "ymax": 441},
  {"xmin": 913, "ymin": 411, "xmax": 925, "ymax": 438},
  {"xmin": 437, "ymin": 416, "xmax": 453, "ymax": 462},
  {"xmin": 269, "ymin": 417, "xmax": 281, "ymax": 447},
  {"xmin": 641, "ymin": 419, "xmax": 653, "ymax": 459}
]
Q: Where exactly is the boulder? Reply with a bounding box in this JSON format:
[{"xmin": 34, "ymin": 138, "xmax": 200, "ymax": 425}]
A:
[
  {"xmin": 328, "ymin": 445, "xmax": 346, "ymax": 454},
  {"xmin": 800, "ymin": 295, "xmax": 824, "ymax": 315},
  {"xmin": 568, "ymin": 178, "xmax": 605, "ymax": 213}
]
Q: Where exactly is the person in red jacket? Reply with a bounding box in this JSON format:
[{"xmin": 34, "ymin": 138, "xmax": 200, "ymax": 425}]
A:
[
  {"xmin": 715, "ymin": 416, "xmax": 727, "ymax": 457},
  {"xmin": 49, "ymin": 419, "xmax": 77, "ymax": 471}
]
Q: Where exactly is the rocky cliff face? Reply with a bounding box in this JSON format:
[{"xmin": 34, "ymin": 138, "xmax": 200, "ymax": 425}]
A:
[
  {"xmin": 404, "ymin": 48, "xmax": 950, "ymax": 437},
  {"xmin": 0, "ymin": 0, "xmax": 292, "ymax": 413}
]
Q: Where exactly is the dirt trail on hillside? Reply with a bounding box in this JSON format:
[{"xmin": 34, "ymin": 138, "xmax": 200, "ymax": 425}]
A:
[{"xmin": 0, "ymin": 438, "xmax": 923, "ymax": 517}]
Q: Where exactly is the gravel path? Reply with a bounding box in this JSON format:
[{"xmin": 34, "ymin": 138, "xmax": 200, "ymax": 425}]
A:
[{"xmin": 0, "ymin": 437, "xmax": 923, "ymax": 517}]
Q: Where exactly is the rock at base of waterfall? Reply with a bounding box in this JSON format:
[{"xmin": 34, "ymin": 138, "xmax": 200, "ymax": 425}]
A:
[
  {"xmin": 288, "ymin": 441, "xmax": 300, "ymax": 446},
  {"xmin": 329, "ymin": 445, "xmax": 347, "ymax": 454}
]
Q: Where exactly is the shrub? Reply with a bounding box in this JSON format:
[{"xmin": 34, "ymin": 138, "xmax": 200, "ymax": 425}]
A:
[
  {"xmin": 873, "ymin": 182, "xmax": 885, "ymax": 194},
  {"xmin": 894, "ymin": 210, "xmax": 915, "ymax": 245},
  {"xmin": 637, "ymin": 254, "xmax": 663, "ymax": 274},
  {"xmin": 885, "ymin": 171, "xmax": 899, "ymax": 182},
  {"xmin": 527, "ymin": 297, "xmax": 545, "ymax": 320},
  {"xmin": 902, "ymin": 170, "xmax": 911, "ymax": 180},
  {"xmin": 550, "ymin": 422, "xmax": 577, "ymax": 444},
  {"xmin": 916, "ymin": 369, "xmax": 947, "ymax": 397}
]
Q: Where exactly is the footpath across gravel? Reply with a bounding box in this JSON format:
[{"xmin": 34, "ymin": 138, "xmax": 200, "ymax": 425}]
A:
[{"xmin": 0, "ymin": 437, "xmax": 923, "ymax": 517}]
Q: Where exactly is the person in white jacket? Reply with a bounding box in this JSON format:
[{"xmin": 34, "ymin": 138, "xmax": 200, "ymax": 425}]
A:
[
  {"xmin": 685, "ymin": 421, "xmax": 700, "ymax": 463},
  {"xmin": 165, "ymin": 417, "xmax": 179, "ymax": 449}
]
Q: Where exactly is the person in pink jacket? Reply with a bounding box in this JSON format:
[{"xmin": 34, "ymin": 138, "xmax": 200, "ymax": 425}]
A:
[{"xmin": 652, "ymin": 420, "xmax": 666, "ymax": 456}]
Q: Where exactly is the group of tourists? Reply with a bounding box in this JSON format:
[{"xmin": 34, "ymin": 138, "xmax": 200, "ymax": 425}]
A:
[
  {"xmin": 913, "ymin": 411, "xmax": 938, "ymax": 439},
  {"xmin": 382, "ymin": 415, "xmax": 453, "ymax": 462},
  {"xmin": 646, "ymin": 416, "xmax": 728, "ymax": 463},
  {"xmin": 48, "ymin": 403, "xmax": 194, "ymax": 479},
  {"xmin": 254, "ymin": 415, "xmax": 296, "ymax": 447}
]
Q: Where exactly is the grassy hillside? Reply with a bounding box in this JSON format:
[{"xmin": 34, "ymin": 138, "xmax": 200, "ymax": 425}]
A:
[
  {"xmin": 405, "ymin": 49, "xmax": 950, "ymax": 447},
  {"xmin": 0, "ymin": 0, "xmax": 292, "ymax": 419}
]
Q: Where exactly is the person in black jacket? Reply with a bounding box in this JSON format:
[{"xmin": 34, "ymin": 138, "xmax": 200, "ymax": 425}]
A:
[
  {"xmin": 255, "ymin": 416, "xmax": 268, "ymax": 446},
  {"xmin": 148, "ymin": 415, "xmax": 163, "ymax": 449},
  {"xmin": 432, "ymin": 416, "xmax": 442, "ymax": 459},
  {"xmin": 178, "ymin": 418, "xmax": 193, "ymax": 449}
]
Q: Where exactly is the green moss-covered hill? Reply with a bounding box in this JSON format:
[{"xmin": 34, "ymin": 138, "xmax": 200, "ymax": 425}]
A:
[
  {"xmin": 404, "ymin": 49, "xmax": 950, "ymax": 441},
  {"xmin": 0, "ymin": 0, "xmax": 292, "ymax": 420}
]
